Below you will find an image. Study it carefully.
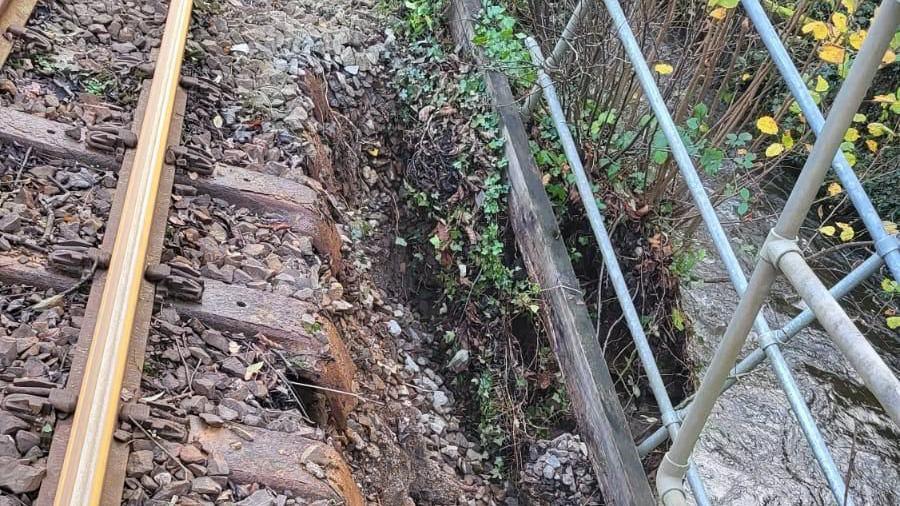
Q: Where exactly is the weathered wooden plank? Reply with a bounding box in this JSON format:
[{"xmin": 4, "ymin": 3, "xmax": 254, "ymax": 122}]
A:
[
  {"xmin": 0, "ymin": 107, "xmax": 343, "ymax": 272},
  {"xmin": 0, "ymin": 106, "xmax": 121, "ymax": 169},
  {"xmin": 188, "ymin": 417, "xmax": 363, "ymax": 505},
  {"xmin": 448, "ymin": 0, "xmax": 655, "ymax": 504},
  {"xmin": 176, "ymin": 280, "xmax": 357, "ymax": 423},
  {"xmin": 181, "ymin": 166, "xmax": 343, "ymax": 273},
  {"xmin": 0, "ymin": 0, "xmax": 39, "ymax": 68},
  {"xmin": 0, "ymin": 258, "xmax": 357, "ymax": 425}
]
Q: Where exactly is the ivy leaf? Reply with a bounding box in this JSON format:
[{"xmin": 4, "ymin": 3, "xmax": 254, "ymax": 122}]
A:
[
  {"xmin": 882, "ymin": 278, "xmax": 899, "ymax": 293},
  {"xmin": 814, "ymin": 75, "xmax": 830, "ymax": 93},
  {"xmin": 853, "ymin": 113, "xmax": 867, "ymax": 123},
  {"xmin": 756, "ymin": 116, "xmax": 779, "ymax": 135},
  {"xmin": 781, "ymin": 131, "xmax": 794, "ymax": 149},
  {"xmin": 844, "ymin": 128, "xmax": 860, "ymax": 142},
  {"xmin": 819, "ymin": 44, "xmax": 846, "ymax": 64},
  {"xmin": 827, "ymin": 182, "xmax": 843, "ymax": 196},
  {"xmin": 765, "ymin": 143, "xmax": 784, "ymax": 157},
  {"xmin": 883, "ymin": 49, "xmax": 896, "ymax": 65},
  {"xmin": 868, "ymin": 122, "xmax": 892, "ymax": 137},
  {"xmin": 709, "ymin": 7, "xmax": 727, "ymax": 20},
  {"xmin": 653, "ymin": 62, "xmax": 674, "ymax": 75},
  {"xmin": 866, "ymin": 139, "xmax": 878, "ymax": 152}
]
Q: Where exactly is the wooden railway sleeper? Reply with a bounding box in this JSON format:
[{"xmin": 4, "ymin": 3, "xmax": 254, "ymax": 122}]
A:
[
  {"xmin": 145, "ymin": 260, "xmax": 204, "ymax": 302},
  {"xmin": 165, "ymin": 144, "xmax": 215, "ymax": 175},
  {"xmin": 6, "ymin": 25, "xmax": 52, "ymax": 53}
]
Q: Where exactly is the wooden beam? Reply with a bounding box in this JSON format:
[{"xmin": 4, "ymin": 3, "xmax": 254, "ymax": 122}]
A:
[
  {"xmin": 448, "ymin": 0, "xmax": 655, "ymax": 503},
  {"xmin": 0, "ymin": 0, "xmax": 38, "ymax": 69},
  {"xmin": 0, "ymin": 106, "xmax": 121, "ymax": 169},
  {"xmin": 0, "ymin": 108, "xmax": 343, "ymax": 272}
]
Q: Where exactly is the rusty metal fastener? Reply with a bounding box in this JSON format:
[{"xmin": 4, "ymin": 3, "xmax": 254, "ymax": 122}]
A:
[
  {"xmin": 145, "ymin": 261, "xmax": 204, "ymax": 302},
  {"xmin": 165, "ymin": 145, "xmax": 215, "ymax": 175},
  {"xmin": 85, "ymin": 125, "xmax": 138, "ymax": 153}
]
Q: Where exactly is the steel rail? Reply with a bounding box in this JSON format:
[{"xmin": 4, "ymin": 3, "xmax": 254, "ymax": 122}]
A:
[
  {"xmin": 637, "ymin": 252, "xmax": 885, "ymax": 455},
  {"xmin": 585, "ymin": 0, "xmax": 851, "ymax": 502},
  {"xmin": 740, "ymin": 0, "xmax": 900, "ymax": 282},
  {"xmin": 525, "ymin": 36, "xmax": 712, "ymax": 506},
  {"xmin": 658, "ymin": 1, "xmax": 900, "ymax": 503},
  {"xmin": 53, "ymin": 1, "xmax": 194, "ymax": 504}
]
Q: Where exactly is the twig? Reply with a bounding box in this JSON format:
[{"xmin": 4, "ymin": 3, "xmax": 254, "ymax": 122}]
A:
[
  {"xmin": 258, "ymin": 346, "xmax": 311, "ymax": 422},
  {"xmin": 129, "ymin": 415, "xmax": 190, "ymax": 474},
  {"xmin": 288, "ymin": 380, "xmax": 384, "ymax": 406}
]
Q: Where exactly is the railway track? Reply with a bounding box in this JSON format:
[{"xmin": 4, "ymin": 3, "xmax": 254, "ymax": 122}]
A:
[{"xmin": 0, "ymin": 1, "xmax": 363, "ymax": 504}]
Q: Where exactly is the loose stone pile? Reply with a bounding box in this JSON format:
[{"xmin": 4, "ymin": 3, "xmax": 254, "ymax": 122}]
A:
[{"xmin": 520, "ymin": 434, "xmax": 601, "ymax": 505}]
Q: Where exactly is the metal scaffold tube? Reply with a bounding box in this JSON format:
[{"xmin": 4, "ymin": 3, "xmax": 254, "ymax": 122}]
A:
[
  {"xmin": 54, "ymin": 0, "xmax": 194, "ymax": 504},
  {"xmin": 659, "ymin": 1, "xmax": 900, "ymax": 504},
  {"xmin": 524, "ymin": 36, "xmax": 712, "ymax": 506},
  {"xmin": 587, "ymin": 0, "xmax": 852, "ymax": 502},
  {"xmin": 740, "ymin": 0, "xmax": 900, "ymax": 282},
  {"xmin": 637, "ymin": 253, "xmax": 885, "ymax": 456}
]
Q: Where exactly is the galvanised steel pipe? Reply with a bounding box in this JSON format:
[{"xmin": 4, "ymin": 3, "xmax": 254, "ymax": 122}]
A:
[
  {"xmin": 768, "ymin": 239, "xmax": 900, "ymax": 425},
  {"xmin": 637, "ymin": 253, "xmax": 885, "ymax": 456},
  {"xmin": 660, "ymin": 1, "xmax": 900, "ymax": 503},
  {"xmin": 54, "ymin": 0, "xmax": 194, "ymax": 504},
  {"xmin": 524, "ymin": 37, "xmax": 712, "ymax": 506},
  {"xmin": 741, "ymin": 0, "xmax": 900, "ymax": 282},
  {"xmin": 522, "ymin": 0, "xmax": 592, "ymax": 118},
  {"xmin": 591, "ymin": 0, "xmax": 850, "ymax": 502}
]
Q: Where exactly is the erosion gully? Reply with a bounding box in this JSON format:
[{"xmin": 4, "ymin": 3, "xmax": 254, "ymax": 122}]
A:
[{"xmin": 0, "ymin": 1, "xmax": 360, "ymax": 504}]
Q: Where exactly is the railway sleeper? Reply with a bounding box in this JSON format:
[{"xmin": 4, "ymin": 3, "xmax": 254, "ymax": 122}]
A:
[{"xmin": 0, "ymin": 256, "xmax": 356, "ymax": 425}]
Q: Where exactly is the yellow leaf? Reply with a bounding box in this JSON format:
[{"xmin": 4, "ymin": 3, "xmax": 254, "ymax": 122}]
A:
[
  {"xmin": 844, "ymin": 151, "xmax": 857, "ymax": 166},
  {"xmin": 782, "ymin": 131, "xmax": 794, "ymax": 149},
  {"xmin": 831, "ymin": 13, "xmax": 848, "ymax": 34},
  {"xmin": 853, "ymin": 113, "xmax": 867, "ymax": 123},
  {"xmin": 836, "ymin": 222, "xmax": 855, "ymax": 242},
  {"xmin": 741, "ymin": 73, "xmax": 751, "ymax": 81},
  {"xmin": 827, "ymin": 182, "xmax": 843, "ymax": 196},
  {"xmin": 849, "ymin": 30, "xmax": 866, "ymax": 50},
  {"xmin": 841, "ymin": 0, "xmax": 856, "ymax": 13},
  {"xmin": 873, "ymin": 94, "xmax": 896, "ymax": 103},
  {"xmin": 884, "ymin": 221, "xmax": 898, "ymax": 235},
  {"xmin": 802, "ymin": 21, "xmax": 830, "ymax": 41},
  {"xmin": 814, "ymin": 75, "xmax": 830, "ymax": 93},
  {"xmin": 868, "ymin": 122, "xmax": 889, "ymax": 137},
  {"xmin": 654, "ymin": 63, "xmax": 674, "ymax": 75},
  {"xmin": 756, "ymin": 116, "xmax": 779, "ymax": 135},
  {"xmin": 866, "ymin": 139, "xmax": 878, "ymax": 152},
  {"xmin": 819, "ymin": 225, "xmax": 836, "ymax": 237},
  {"xmin": 844, "ymin": 127, "xmax": 860, "ymax": 142},
  {"xmin": 710, "ymin": 7, "xmax": 727, "ymax": 20},
  {"xmin": 765, "ymin": 143, "xmax": 785, "ymax": 157},
  {"xmin": 884, "ymin": 49, "xmax": 897, "ymax": 65},
  {"xmin": 819, "ymin": 44, "xmax": 845, "ymax": 64},
  {"xmin": 368, "ymin": 147, "xmax": 380, "ymax": 157},
  {"xmin": 887, "ymin": 316, "xmax": 900, "ymax": 330}
]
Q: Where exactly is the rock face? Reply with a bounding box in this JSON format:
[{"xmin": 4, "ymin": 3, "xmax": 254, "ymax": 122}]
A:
[{"xmin": 678, "ymin": 203, "xmax": 900, "ymax": 505}]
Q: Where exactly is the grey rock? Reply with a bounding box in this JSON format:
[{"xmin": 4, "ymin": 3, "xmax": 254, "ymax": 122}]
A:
[
  {"xmin": 238, "ymin": 489, "xmax": 276, "ymax": 506},
  {"xmin": 0, "ymin": 413, "xmax": 28, "ymax": 435},
  {"xmin": 0, "ymin": 457, "xmax": 44, "ymax": 493},
  {"xmin": 0, "ymin": 435, "xmax": 18, "ymax": 458},
  {"xmin": 192, "ymin": 476, "xmax": 223, "ymax": 495},
  {"xmin": 127, "ymin": 449, "xmax": 155, "ymax": 477}
]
